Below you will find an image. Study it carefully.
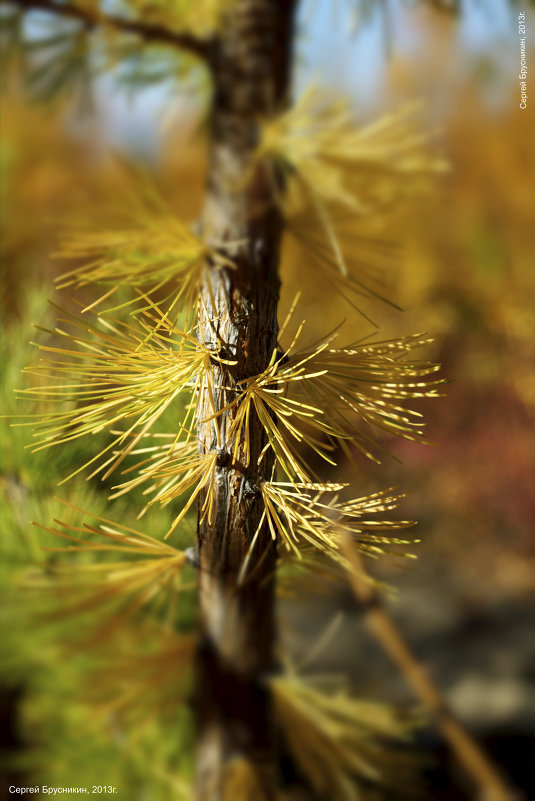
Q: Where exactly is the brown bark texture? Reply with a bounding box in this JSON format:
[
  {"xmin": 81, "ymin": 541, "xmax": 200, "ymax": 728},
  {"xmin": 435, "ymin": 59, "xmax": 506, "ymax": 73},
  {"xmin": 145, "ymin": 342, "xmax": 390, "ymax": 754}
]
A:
[{"xmin": 195, "ymin": 2, "xmax": 296, "ymax": 799}]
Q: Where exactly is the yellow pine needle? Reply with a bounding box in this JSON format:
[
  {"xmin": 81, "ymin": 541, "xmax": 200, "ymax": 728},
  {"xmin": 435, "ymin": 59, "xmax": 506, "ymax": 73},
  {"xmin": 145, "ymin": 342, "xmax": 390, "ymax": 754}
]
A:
[
  {"xmin": 207, "ymin": 337, "xmax": 344, "ymax": 483},
  {"xmin": 17, "ymin": 304, "xmax": 230, "ymax": 482},
  {"xmin": 270, "ymin": 674, "xmax": 420, "ymax": 800},
  {"xmin": 127, "ymin": 0, "xmax": 237, "ymax": 38},
  {"xmin": 208, "ymin": 326, "xmax": 443, "ymax": 480},
  {"xmin": 57, "ymin": 228, "xmax": 207, "ymax": 323},
  {"xmin": 285, "ymin": 205, "xmax": 404, "ymax": 318},
  {"xmin": 164, "ymin": 450, "xmax": 218, "ymax": 538},
  {"xmin": 285, "ymin": 331, "xmax": 445, "ymax": 462},
  {"xmin": 108, "ymin": 436, "xmax": 198, "ymax": 497},
  {"xmin": 258, "ymin": 86, "xmax": 447, "ymax": 318},
  {"xmin": 259, "ymin": 483, "xmax": 416, "ymax": 563},
  {"xmin": 258, "ymin": 86, "xmax": 448, "ymax": 214},
  {"xmin": 84, "ymin": 631, "xmax": 195, "ymax": 731},
  {"xmin": 100, "ymin": 432, "xmax": 217, "ymax": 538},
  {"xmin": 109, "ymin": 441, "xmax": 219, "ymax": 538},
  {"xmin": 53, "ymin": 172, "xmax": 230, "ymax": 322},
  {"xmin": 222, "ymin": 758, "xmax": 270, "ymax": 801},
  {"xmin": 28, "ymin": 501, "xmax": 188, "ymax": 635}
]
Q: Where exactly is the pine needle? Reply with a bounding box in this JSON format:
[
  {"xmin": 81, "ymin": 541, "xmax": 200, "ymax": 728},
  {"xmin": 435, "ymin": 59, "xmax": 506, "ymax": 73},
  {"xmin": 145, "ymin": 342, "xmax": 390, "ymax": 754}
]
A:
[
  {"xmin": 258, "ymin": 86, "xmax": 448, "ymax": 316},
  {"xmin": 27, "ymin": 500, "xmax": 189, "ymax": 640},
  {"xmin": 53, "ymin": 170, "xmax": 234, "ymax": 325},
  {"xmin": 285, "ymin": 331, "xmax": 446, "ymax": 462},
  {"xmin": 271, "ymin": 673, "xmax": 421, "ymax": 800},
  {"xmin": 84, "ymin": 630, "xmax": 195, "ymax": 731},
  {"xmin": 258, "ymin": 86, "xmax": 448, "ymax": 215},
  {"xmin": 259, "ymin": 483, "xmax": 417, "ymax": 563},
  {"xmin": 127, "ymin": 0, "xmax": 238, "ymax": 38},
  {"xmin": 17, "ymin": 303, "xmax": 233, "ymax": 483},
  {"xmin": 208, "ymin": 326, "xmax": 443, "ymax": 481}
]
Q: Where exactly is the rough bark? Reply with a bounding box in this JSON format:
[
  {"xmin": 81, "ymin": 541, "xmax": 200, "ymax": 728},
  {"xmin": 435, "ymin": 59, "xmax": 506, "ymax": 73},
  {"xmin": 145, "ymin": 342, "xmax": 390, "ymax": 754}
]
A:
[{"xmin": 194, "ymin": 2, "xmax": 296, "ymax": 799}]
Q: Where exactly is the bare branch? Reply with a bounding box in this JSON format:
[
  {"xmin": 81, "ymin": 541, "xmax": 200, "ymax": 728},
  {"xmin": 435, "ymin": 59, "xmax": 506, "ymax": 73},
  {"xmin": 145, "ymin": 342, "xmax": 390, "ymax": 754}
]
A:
[
  {"xmin": 340, "ymin": 537, "xmax": 517, "ymax": 801},
  {"xmin": 0, "ymin": 0, "xmax": 214, "ymax": 61}
]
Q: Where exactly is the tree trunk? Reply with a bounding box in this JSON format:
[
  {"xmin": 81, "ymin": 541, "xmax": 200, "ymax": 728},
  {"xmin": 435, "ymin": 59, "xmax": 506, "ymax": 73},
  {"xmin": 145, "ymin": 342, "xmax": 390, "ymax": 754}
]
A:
[{"xmin": 194, "ymin": 2, "xmax": 296, "ymax": 799}]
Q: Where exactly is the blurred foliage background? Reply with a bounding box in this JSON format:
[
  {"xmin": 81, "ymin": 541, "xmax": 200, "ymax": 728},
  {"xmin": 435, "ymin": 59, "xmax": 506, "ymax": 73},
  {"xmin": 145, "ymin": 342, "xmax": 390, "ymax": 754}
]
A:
[{"xmin": 1, "ymin": 1, "xmax": 534, "ymax": 798}]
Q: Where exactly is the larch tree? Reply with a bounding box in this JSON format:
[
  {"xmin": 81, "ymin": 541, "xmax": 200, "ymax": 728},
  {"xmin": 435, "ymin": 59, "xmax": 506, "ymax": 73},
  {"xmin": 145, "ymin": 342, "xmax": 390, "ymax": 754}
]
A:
[{"xmin": 2, "ymin": 1, "xmax": 515, "ymax": 800}]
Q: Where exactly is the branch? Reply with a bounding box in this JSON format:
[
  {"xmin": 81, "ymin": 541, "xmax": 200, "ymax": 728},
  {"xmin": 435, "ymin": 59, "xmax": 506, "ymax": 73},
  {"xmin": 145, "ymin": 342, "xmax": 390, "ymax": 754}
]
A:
[
  {"xmin": 1, "ymin": 0, "xmax": 214, "ymax": 61},
  {"xmin": 340, "ymin": 537, "xmax": 517, "ymax": 801}
]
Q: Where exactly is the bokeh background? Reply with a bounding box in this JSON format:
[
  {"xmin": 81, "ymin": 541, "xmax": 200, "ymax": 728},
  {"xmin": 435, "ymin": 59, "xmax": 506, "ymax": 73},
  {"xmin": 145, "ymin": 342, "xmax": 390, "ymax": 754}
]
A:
[{"xmin": 1, "ymin": 1, "xmax": 534, "ymax": 798}]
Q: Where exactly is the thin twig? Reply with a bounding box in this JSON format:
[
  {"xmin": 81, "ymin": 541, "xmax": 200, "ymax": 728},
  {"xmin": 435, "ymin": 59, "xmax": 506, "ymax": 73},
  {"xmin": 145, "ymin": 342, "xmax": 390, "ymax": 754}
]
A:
[
  {"xmin": 0, "ymin": 0, "xmax": 213, "ymax": 61},
  {"xmin": 340, "ymin": 536, "xmax": 517, "ymax": 801}
]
